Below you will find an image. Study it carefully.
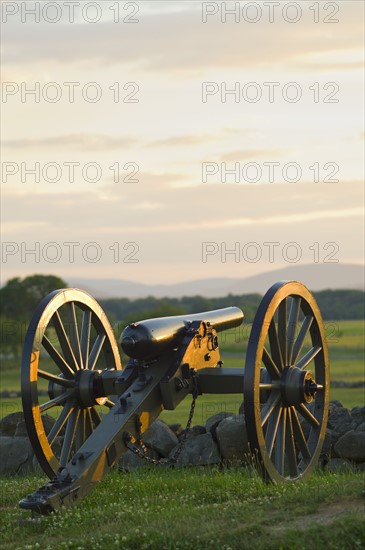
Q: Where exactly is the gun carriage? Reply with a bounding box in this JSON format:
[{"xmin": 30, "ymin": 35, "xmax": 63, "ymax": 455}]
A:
[{"xmin": 19, "ymin": 281, "xmax": 329, "ymax": 515}]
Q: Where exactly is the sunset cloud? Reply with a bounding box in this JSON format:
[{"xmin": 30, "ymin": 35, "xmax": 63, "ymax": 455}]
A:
[{"xmin": 2, "ymin": 134, "xmax": 137, "ymax": 151}]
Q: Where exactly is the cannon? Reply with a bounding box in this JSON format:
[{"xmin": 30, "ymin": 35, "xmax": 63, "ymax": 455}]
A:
[{"xmin": 19, "ymin": 280, "xmax": 329, "ymax": 515}]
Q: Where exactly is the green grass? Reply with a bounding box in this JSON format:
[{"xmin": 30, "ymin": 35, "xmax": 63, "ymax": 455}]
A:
[
  {"xmin": 328, "ymin": 319, "xmax": 365, "ymax": 349},
  {"xmin": 216, "ymin": 319, "xmax": 365, "ymax": 354},
  {"xmin": 329, "ymin": 358, "xmax": 364, "ymax": 381},
  {"xmin": 0, "ymin": 363, "xmax": 21, "ymax": 390},
  {"xmin": 0, "ymin": 398, "xmax": 21, "ymax": 419},
  {"xmin": 329, "ymin": 388, "xmax": 365, "ymax": 410},
  {"xmin": 0, "ymin": 469, "xmax": 364, "ymax": 550}
]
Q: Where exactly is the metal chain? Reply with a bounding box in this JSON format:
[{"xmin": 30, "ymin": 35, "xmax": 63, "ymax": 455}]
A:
[{"xmin": 125, "ymin": 371, "xmax": 199, "ymax": 467}]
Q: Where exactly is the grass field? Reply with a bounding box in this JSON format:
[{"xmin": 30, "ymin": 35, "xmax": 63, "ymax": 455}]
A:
[
  {"xmin": 0, "ymin": 320, "xmax": 364, "ymax": 549},
  {"xmin": 0, "ymin": 469, "xmax": 364, "ymax": 549}
]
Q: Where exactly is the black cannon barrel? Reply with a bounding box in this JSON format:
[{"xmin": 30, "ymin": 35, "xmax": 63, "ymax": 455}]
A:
[{"xmin": 120, "ymin": 306, "xmax": 244, "ymax": 359}]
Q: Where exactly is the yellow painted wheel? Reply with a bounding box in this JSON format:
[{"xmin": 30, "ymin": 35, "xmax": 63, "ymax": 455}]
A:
[{"xmin": 21, "ymin": 289, "xmax": 121, "ymax": 478}]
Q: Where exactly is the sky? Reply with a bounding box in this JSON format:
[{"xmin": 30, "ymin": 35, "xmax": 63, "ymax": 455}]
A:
[{"xmin": 1, "ymin": 0, "xmax": 364, "ymax": 286}]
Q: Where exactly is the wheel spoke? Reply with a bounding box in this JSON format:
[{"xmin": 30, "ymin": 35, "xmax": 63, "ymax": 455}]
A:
[
  {"xmin": 67, "ymin": 302, "xmax": 83, "ymax": 369},
  {"xmin": 268, "ymin": 319, "xmax": 283, "ymax": 370},
  {"xmin": 88, "ymin": 334, "xmax": 106, "ymax": 370},
  {"xmin": 285, "ymin": 409, "xmax": 299, "ymax": 477},
  {"xmin": 85, "ymin": 409, "xmax": 94, "ymax": 437},
  {"xmin": 261, "ymin": 393, "xmax": 281, "ymax": 427},
  {"xmin": 297, "ymin": 403, "xmax": 320, "ymax": 428},
  {"xmin": 287, "ymin": 297, "xmax": 301, "ymax": 365},
  {"xmin": 259, "ymin": 384, "xmax": 274, "ymax": 390},
  {"xmin": 40, "ymin": 391, "xmax": 70, "ymax": 413},
  {"xmin": 90, "ymin": 407, "xmax": 101, "ymax": 427},
  {"xmin": 47, "ymin": 401, "xmax": 74, "ymax": 446},
  {"xmin": 274, "ymin": 407, "xmax": 286, "ymax": 476},
  {"xmin": 60, "ymin": 408, "xmax": 80, "ymax": 467},
  {"xmin": 75, "ymin": 410, "xmax": 86, "ymax": 449},
  {"xmin": 292, "ymin": 315, "xmax": 313, "ymax": 366},
  {"xmin": 52, "ymin": 311, "xmax": 79, "ymax": 372},
  {"xmin": 38, "ymin": 369, "xmax": 74, "ymax": 388},
  {"xmin": 42, "ymin": 335, "xmax": 74, "ymax": 379},
  {"xmin": 296, "ymin": 346, "xmax": 322, "ymax": 371},
  {"xmin": 262, "ymin": 347, "xmax": 281, "ymax": 380},
  {"xmin": 265, "ymin": 403, "xmax": 282, "ymax": 457},
  {"xmin": 278, "ymin": 299, "xmax": 288, "ymax": 366},
  {"xmin": 80, "ymin": 310, "xmax": 92, "ymax": 369},
  {"xmin": 291, "ymin": 407, "xmax": 311, "ymax": 461}
]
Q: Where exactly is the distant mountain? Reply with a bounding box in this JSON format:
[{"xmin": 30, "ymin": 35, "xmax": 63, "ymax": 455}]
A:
[{"xmin": 68, "ymin": 263, "xmax": 364, "ymax": 299}]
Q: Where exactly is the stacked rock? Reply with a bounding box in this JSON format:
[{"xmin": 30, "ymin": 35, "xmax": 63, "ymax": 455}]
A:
[{"xmin": 0, "ymin": 401, "xmax": 364, "ymax": 475}]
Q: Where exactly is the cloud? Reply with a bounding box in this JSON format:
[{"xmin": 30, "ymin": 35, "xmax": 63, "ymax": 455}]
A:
[
  {"xmin": 0, "ymin": 221, "xmax": 48, "ymax": 234},
  {"xmin": 1, "ymin": 179, "xmax": 363, "ymax": 280},
  {"xmin": 297, "ymin": 62, "xmax": 363, "ymax": 72},
  {"xmin": 221, "ymin": 149, "xmax": 283, "ymax": 162},
  {"xmin": 149, "ymin": 135, "xmax": 214, "ymax": 147},
  {"xmin": 105, "ymin": 171, "xmax": 189, "ymax": 191},
  {"xmin": 2, "ymin": 179, "xmax": 363, "ymax": 237},
  {"xmin": 2, "ymin": 134, "xmax": 136, "ymax": 151},
  {"xmin": 147, "ymin": 130, "xmax": 260, "ymax": 149},
  {"xmin": 2, "ymin": 5, "xmax": 363, "ymax": 73},
  {"xmin": 128, "ymin": 202, "xmax": 164, "ymax": 211},
  {"xmin": 95, "ymin": 206, "xmax": 364, "ymax": 234}
]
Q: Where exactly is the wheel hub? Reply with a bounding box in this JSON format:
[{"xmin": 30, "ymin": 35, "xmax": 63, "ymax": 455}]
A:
[
  {"xmin": 48, "ymin": 370, "xmax": 108, "ymax": 408},
  {"xmin": 280, "ymin": 367, "xmax": 318, "ymax": 407},
  {"xmin": 74, "ymin": 369, "xmax": 108, "ymax": 408}
]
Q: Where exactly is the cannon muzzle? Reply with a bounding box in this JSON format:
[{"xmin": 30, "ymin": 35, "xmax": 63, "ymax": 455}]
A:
[{"xmin": 120, "ymin": 306, "xmax": 244, "ymax": 359}]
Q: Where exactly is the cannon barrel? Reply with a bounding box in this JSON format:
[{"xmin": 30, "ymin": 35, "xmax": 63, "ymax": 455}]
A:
[{"xmin": 120, "ymin": 306, "xmax": 244, "ymax": 359}]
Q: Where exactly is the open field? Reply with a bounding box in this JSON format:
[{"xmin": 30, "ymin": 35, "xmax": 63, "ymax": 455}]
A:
[
  {"xmin": 0, "ymin": 320, "xmax": 364, "ymax": 549},
  {"xmin": 0, "ymin": 469, "xmax": 364, "ymax": 550}
]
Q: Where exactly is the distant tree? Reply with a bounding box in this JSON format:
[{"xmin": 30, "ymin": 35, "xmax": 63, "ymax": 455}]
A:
[
  {"xmin": 0, "ymin": 275, "xmax": 68, "ymax": 320},
  {"xmin": 0, "ymin": 316, "xmax": 27, "ymax": 357},
  {"xmin": 116, "ymin": 300, "xmax": 187, "ymax": 333},
  {"xmin": 314, "ymin": 290, "xmax": 365, "ymax": 320},
  {"xmin": 0, "ymin": 274, "xmax": 68, "ymax": 358},
  {"xmin": 0, "ymin": 274, "xmax": 67, "ymax": 319},
  {"xmin": 100, "ymin": 290, "xmax": 364, "ymax": 333},
  {"xmin": 0, "ymin": 277, "xmax": 24, "ymax": 321}
]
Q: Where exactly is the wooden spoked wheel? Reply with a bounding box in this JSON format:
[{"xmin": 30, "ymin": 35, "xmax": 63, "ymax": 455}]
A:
[
  {"xmin": 21, "ymin": 289, "xmax": 121, "ymax": 478},
  {"xmin": 243, "ymin": 281, "xmax": 329, "ymax": 482}
]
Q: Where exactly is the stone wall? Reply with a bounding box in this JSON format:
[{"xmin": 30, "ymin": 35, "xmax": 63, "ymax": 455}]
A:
[{"xmin": 1, "ymin": 401, "xmax": 364, "ymax": 476}]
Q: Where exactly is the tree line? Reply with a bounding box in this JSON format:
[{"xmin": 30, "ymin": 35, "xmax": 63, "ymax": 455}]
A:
[{"xmin": 1, "ymin": 275, "xmax": 364, "ymax": 356}]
